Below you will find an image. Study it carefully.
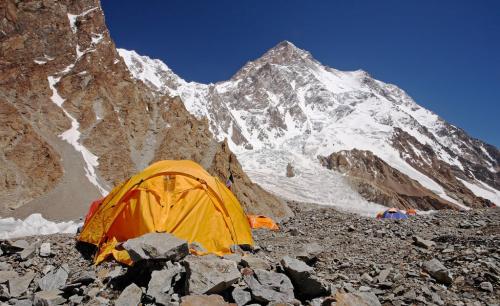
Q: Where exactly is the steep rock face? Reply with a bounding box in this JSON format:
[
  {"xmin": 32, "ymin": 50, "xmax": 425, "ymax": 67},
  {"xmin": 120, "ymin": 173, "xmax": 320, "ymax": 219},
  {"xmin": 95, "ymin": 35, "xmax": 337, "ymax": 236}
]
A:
[
  {"xmin": 392, "ymin": 128, "xmax": 495, "ymax": 208},
  {"xmin": 120, "ymin": 41, "xmax": 499, "ymax": 212},
  {"xmin": 319, "ymin": 150, "xmax": 457, "ymax": 211},
  {"xmin": 0, "ymin": 0, "xmax": 288, "ymax": 220}
]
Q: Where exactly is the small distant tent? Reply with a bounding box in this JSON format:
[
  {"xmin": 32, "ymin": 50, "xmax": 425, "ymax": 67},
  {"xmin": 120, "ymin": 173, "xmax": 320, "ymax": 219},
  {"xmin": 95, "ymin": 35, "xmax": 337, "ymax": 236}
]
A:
[
  {"xmin": 377, "ymin": 208, "xmax": 408, "ymax": 220},
  {"xmin": 247, "ymin": 215, "xmax": 279, "ymax": 231},
  {"xmin": 78, "ymin": 160, "xmax": 254, "ymax": 265},
  {"xmin": 406, "ymin": 209, "xmax": 417, "ymax": 216}
]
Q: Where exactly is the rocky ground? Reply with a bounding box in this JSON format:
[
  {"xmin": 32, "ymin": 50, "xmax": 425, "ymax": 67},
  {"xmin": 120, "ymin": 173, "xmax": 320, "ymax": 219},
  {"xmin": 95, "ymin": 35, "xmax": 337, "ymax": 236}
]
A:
[{"xmin": 0, "ymin": 202, "xmax": 498, "ymax": 305}]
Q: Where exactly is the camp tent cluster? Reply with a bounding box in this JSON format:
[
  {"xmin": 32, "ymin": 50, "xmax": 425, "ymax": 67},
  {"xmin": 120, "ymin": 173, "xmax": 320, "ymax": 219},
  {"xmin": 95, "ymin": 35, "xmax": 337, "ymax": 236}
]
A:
[{"xmin": 78, "ymin": 160, "xmax": 254, "ymax": 265}]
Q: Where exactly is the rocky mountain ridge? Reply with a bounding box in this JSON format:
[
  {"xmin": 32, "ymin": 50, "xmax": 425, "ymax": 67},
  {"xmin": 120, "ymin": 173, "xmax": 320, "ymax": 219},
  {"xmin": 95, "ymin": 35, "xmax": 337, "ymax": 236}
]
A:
[
  {"xmin": 119, "ymin": 41, "xmax": 499, "ymax": 213},
  {"xmin": 0, "ymin": 0, "xmax": 289, "ymax": 220}
]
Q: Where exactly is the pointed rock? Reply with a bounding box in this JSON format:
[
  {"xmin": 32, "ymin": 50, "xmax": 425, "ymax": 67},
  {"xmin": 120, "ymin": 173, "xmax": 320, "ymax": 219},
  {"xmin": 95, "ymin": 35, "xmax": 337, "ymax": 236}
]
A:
[{"xmin": 115, "ymin": 283, "xmax": 142, "ymax": 306}]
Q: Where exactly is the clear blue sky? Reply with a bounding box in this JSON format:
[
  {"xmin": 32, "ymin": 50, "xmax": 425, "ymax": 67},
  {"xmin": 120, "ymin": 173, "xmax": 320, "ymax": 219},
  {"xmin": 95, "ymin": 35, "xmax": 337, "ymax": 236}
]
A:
[{"xmin": 101, "ymin": 0, "xmax": 499, "ymax": 147}]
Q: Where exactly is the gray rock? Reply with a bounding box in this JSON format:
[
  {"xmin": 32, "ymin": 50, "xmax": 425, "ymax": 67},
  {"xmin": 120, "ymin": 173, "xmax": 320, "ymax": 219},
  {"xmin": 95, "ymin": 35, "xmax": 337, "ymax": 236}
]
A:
[
  {"xmin": 184, "ymin": 255, "xmax": 240, "ymax": 294},
  {"xmin": 241, "ymin": 255, "xmax": 271, "ymax": 271},
  {"xmin": 223, "ymin": 254, "xmax": 243, "ymax": 265},
  {"xmin": 9, "ymin": 271, "xmax": 35, "ymax": 298},
  {"xmin": 38, "ymin": 265, "xmax": 69, "ymax": 291},
  {"xmin": 39, "ymin": 243, "xmax": 51, "ymax": 257},
  {"xmin": 479, "ymin": 281, "xmax": 493, "ymax": 292},
  {"xmin": 34, "ymin": 290, "xmax": 66, "ymax": 305},
  {"xmin": 123, "ymin": 233, "xmax": 189, "ymax": 263},
  {"xmin": 280, "ymin": 256, "xmax": 328, "ymax": 298},
  {"xmin": 375, "ymin": 269, "xmax": 391, "ymax": 283},
  {"xmin": 20, "ymin": 244, "xmax": 36, "ymax": 261},
  {"xmin": 361, "ymin": 273, "xmax": 373, "ymax": 283},
  {"xmin": 69, "ymin": 294, "xmax": 84, "ymax": 304},
  {"xmin": 11, "ymin": 240, "xmax": 29, "ymax": 250},
  {"xmin": 422, "ymin": 259, "xmax": 453, "ymax": 285},
  {"xmin": 0, "ymin": 262, "xmax": 12, "ymax": 271},
  {"xmin": 13, "ymin": 299, "xmax": 32, "ymax": 306},
  {"xmin": 232, "ymin": 287, "xmax": 252, "ymax": 306},
  {"xmin": 147, "ymin": 262, "xmax": 184, "ymax": 305},
  {"xmin": 115, "ymin": 283, "xmax": 142, "ymax": 306},
  {"xmin": 0, "ymin": 271, "xmax": 17, "ymax": 284},
  {"xmin": 180, "ymin": 294, "xmax": 229, "ymax": 305},
  {"xmin": 412, "ymin": 236, "xmax": 435, "ymax": 249},
  {"xmin": 335, "ymin": 291, "xmax": 382, "ymax": 306},
  {"xmin": 243, "ymin": 269, "xmax": 295, "ymax": 304},
  {"xmin": 295, "ymin": 242, "xmax": 324, "ymax": 263}
]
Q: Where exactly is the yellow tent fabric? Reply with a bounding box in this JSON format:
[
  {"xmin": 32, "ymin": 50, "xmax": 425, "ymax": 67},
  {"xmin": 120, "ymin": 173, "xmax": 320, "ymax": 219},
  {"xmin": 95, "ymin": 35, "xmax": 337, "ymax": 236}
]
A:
[{"xmin": 78, "ymin": 160, "xmax": 254, "ymax": 265}]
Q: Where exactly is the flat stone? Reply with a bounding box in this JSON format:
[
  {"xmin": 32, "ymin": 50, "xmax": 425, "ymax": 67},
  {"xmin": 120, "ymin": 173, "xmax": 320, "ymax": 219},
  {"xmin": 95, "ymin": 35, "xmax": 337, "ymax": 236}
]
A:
[
  {"xmin": 294, "ymin": 242, "xmax": 324, "ymax": 264},
  {"xmin": 9, "ymin": 271, "xmax": 35, "ymax": 298},
  {"xmin": 147, "ymin": 262, "xmax": 184, "ymax": 305},
  {"xmin": 39, "ymin": 243, "xmax": 51, "ymax": 257},
  {"xmin": 20, "ymin": 244, "xmax": 36, "ymax": 261},
  {"xmin": 243, "ymin": 269, "xmax": 295, "ymax": 304},
  {"xmin": 422, "ymin": 259, "xmax": 452, "ymax": 285},
  {"xmin": 335, "ymin": 291, "xmax": 382, "ymax": 306},
  {"xmin": 412, "ymin": 236, "xmax": 435, "ymax": 249},
  {"xmin": 231, "ymin": 287, "xmax": 252, "ymax": 306},
  {"xmin": 280, "ymin": 256, "xmax": 329, "ymax": 298},
  {"xmin": 223, "ymin": 254, "xmax": 242, "ymax": 265},
  {"xmin": 0, "ymin": 271, "xmax": 17, "ymax": 284},
  {"xmin": 180, "ymin": 294, "xmax": 230, "ymax": 306},
  {"xmin": 11, "ymin": 240, "xmax": 29, "ymax": 250},
  {"xmin": 0, "ymin": 262, "xmax": 12, "ymax": 271},
  {"xmin": 123, "ymin": 233, "xmax": 189, "ymax": 263},
  {"xmin": 38, "ymin": 265, "xmax": 69, "ymax": 291},
  {"xmin": 34, "ymin": 290, "xmax": 66, "ymax": 305},
  {"xmin": 241, "ymin": 255, "xmax": 271, "ymax": 270},
  {"xmin": 115, "ymin": 283, "xmax": 142, "ymax": 306},
  {"xmin": 184, "ymin": 255, "xmax": 240, "ymax": 294}
]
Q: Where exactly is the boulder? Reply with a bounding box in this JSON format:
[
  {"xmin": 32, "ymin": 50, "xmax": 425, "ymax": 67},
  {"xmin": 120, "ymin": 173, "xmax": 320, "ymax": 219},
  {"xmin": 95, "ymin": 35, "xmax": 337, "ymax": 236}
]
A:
[
  {"xmin": 241, "ymin": 255, "xmax": 271, "ymax": 271},
  {"xmin": 181, "ymin": 294, "xmax": 230, "ymax": 306},
  {"xmin": 412, "ymin": 236, "xmax": 435, "ymax": 249},
  {"xmin": 422, "ymin": 259, "xmax": 453, "ymax": 285},
  {"xmin": 34, "ymin": 290, "xmax": 66, "ymax": 305},
  {"xmin": 295, "ymin": 242, "xmax": 324, "ymax": 264},
  {"xmin": 232, "ymin": 287, "xmax": 252, "ymax": 306},
  {"xmin": 281, "ymin": 256, "xmax": 329, "ymax": 298},
  {"xmin": 184, "ymin": 255, "xmax": 240, "ymax": 294},
  {"xmin": 39, "ymin": 243, "xmax": 51, "ymax": 257},
  {"xmin": 38, "ymin": 265, "xmax": 69, "ymax": 291},
  {"xmin": 147, "ymin": 262, "xmax": 184, "ymax": 305},
  {"xmin": 9, "ymin": 271, "xmax": 35, "ymax": 298},
  {"xmin": 123, "ymin": 233, "xmax": 189, "ymax": 263},
  {"xmin": 243, "ymin": 269, "xmax": 295, "ymax": 304},
  {"xmin": 115, "ymin": 283, "xmax": 142, "ymax": 306},
  {"xmin": 335, "ymin": 291, "xmax": 382, "ymax": 306}
]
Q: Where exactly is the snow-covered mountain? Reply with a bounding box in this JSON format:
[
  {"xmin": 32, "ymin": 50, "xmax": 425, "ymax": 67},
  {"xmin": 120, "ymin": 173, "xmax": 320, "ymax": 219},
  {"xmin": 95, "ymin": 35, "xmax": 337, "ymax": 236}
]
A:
[{"xmin": 118, "ymin": 41, "xmax": 499, "ymax": 214}]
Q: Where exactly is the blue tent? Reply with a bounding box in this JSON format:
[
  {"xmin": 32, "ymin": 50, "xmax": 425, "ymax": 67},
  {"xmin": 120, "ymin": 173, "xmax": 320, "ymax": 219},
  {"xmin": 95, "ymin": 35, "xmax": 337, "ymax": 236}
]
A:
[{"xmin": 378, "ymin": 209, "xmax": 408, "ymax": 219}]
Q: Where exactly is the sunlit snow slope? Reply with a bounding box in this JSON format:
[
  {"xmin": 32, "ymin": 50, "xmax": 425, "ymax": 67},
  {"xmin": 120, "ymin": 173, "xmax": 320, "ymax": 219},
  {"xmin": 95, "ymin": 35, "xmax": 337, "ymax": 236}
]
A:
[{"xmin": 117, "ymin": 42, "xmax": 499, "ymax": 214}]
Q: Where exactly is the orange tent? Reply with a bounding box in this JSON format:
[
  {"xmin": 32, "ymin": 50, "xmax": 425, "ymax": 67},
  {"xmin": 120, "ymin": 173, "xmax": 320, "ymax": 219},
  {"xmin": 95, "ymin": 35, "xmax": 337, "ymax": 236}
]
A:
[
  {"xmin": 78, "ymin": 160, "xmax": 253, "ymax": 265},
  {"xmin": 247, "ymin": 215, "xmax": 279, "ymax": 231}
]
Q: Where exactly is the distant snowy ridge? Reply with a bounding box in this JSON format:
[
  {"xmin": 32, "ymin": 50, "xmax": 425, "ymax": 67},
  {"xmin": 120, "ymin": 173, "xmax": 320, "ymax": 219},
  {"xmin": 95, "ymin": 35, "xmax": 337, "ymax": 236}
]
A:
[{"xmin": 118, "ymin": 41, "xmax": 499, "ymax": 213}]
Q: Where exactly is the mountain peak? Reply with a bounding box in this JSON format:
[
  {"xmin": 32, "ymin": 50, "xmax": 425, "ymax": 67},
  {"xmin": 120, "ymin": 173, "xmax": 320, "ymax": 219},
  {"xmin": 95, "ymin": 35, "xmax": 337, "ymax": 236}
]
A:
[{"xmin": 259, "ymin": 40, "xmax": 312, "ymax": 64}]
